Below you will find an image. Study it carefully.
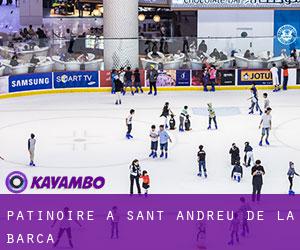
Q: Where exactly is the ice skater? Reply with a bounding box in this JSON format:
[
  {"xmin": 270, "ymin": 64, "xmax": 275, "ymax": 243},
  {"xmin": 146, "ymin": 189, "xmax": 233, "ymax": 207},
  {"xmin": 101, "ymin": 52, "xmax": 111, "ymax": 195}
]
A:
[
  {"xmin": 197, "ymin": 145, "xmax": 207, "ymax": 178},
  {"xmin": 111, "ymin": 69, "xmax": 117, "ymax": 94},
  {"xmin": 126, "ymin": 109, "xmax": 135, "ymax": 139},
  {"xmin": 123, "ymin": 66, "xmax": 134, "ymax": 95},
  {"xmin": 179, "ymin": 106, "xmax": 189, "ymax": 132},
  {"xmin": 149, "ymin": 125, "xmax": 159, "ymax": 158},
  {"xmin": 248, "ymin": 84, "xmax": 262, "ymax": 115},
  {"xmin": 160, "ymin": 102, "xmax": 173, "ymax": 129},
  {"xmin": 207, "ymin": 103, "xmax": 217, "ymax": 130},
  {"xmin": 169, "ymin": 114, "xmax": 176, "ymax": 130},
  {"xmin": 110, "ymin": 206, "xmax": 120, "ymax": 239},
  {"xmin": 185, "ymin": 115, "xmax": 191, "ymax": 131},
  {"xmin": 252, "ymin": 160, "xmax": 265, "ymax": 202},
  {"xmin": 52, "ymin": 207, "xmax": 82, "ymax": 248},
  {"xmin": 140, "ymin": 170, "xmax": 150, "ymax": 196},
  {"xmin": 228, "ymin": 213, "xmax": 240, "ymax": 245},
  {"xmin": 243, "ymin": 142, "xmax": 254, "ymax": 167},
  {"xmin": 259, "ymin": 107, "xmax": 272, "ymax": 146},
  {"xmin": 133, "ymin": 68, "xmax": 143, "ymax": 93},
  {"xmin": 114, "ymin": 75, "xmax": 123, "ymax": 105},
  {"xmin": 231, "ymin": 161, "xmax": 243, "ymax": 183},
  {"xmin": 287, "ymin": 161, "xmax": 299, "ymax": 195},
  {"xmin": 119, "ymin": 67, "xmax": 126, "ymax": 94},
  {"xmin": 129, "ymin": 159, "xmax": 141, "ymax": 195},
  {"xmin": 229, "ymin": 143, "xmax": 240, "ymax": 166},
  {"xmin": 239, "ymin": 197, "xmax": 251, "ymax": 237},
  {"xmin": 263, "ymin": 93, "xmax": 270, "ymax": 111},
  {"xmin": 28, "ymin": 133, "xmax": 36, "ymax": 166},
  {"xmin": 270, "ymin": 63, "xmax": 280, "ymax": 92},
  {"xmin": 158, "ymin": 125, "xmax": 172, "ymax": 159}
]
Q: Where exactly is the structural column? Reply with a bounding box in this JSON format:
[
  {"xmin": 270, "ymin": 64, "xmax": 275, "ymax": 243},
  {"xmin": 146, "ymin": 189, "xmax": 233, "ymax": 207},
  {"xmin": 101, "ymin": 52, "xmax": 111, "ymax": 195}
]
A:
[{"xmin": 103, "ymin": 0, "xmax": 139, "ymax": 70}]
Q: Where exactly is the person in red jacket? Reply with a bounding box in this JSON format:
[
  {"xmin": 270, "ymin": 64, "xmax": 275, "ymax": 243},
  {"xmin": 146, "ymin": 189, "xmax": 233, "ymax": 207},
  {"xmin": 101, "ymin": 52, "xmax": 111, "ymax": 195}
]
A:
[{"xmin": 140, "ymin": 170, "xmax": 150, "ymax": 196}]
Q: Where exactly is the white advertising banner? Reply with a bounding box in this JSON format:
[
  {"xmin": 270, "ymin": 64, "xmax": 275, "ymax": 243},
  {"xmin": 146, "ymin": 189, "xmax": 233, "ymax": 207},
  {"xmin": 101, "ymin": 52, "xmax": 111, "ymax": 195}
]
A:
[{"xmin": 171, "ymin": 0, "xmax": 300, "ymax": 9}]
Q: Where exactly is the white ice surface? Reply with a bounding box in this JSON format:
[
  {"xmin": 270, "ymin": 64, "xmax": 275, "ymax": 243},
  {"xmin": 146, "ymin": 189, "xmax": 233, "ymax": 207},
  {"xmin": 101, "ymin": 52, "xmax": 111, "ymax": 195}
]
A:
[{"xmin": 0, "ymin": 90, "xmax": 299, "ymax": 194}]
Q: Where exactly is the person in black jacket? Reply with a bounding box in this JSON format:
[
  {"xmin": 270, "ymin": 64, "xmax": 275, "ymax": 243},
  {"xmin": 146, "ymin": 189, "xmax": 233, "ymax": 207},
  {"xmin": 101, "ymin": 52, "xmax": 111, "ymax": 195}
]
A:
[
  {"xmin": 129, "ymin": 159, "xmax": 141, "ymax": 195},
  {"xmin": 229, "ymin": 143, "xmax": 240, "ymax": 166},
  {"xmin": 251, "ymin": 160, "xmax": 265, "ymax": 202},
  {"xmin": 231, "ymin": 162, "xmax": 243, "ymax": 183},
  {"xmin": 124, "ymin": 67, "xmax": 134, "ymax": 95},
  {"xmin": 133, "ymin": 68, "xmax": 143, "ymax": 94},
  {"xmin": 114, "ymin": 75, "xmax": 123, "ymax": 105},
  {"xmin": 147, "ymin": 65, "xmax": 158, "ymax": 96},
  {"xmin": 197, "ymin": 145, "xmax": 207, "ymax": 178}
]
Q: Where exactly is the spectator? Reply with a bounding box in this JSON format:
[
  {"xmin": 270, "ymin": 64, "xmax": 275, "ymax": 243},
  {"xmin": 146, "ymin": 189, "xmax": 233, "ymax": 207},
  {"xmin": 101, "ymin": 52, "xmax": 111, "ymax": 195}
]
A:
[
  {"xmin": 251, "ymin": 160, "xmax": 265, "ymax": 202},
  {"xmin": 210, "ymin": 48, "xmax": 220, "ymax": 60},
  {"xmin": 198, "ymin": 40, "xmax": 207, "ymax": 53},
  {"xmin": 9, "ymin": 55, "xmax": 18, "ymax": 66},
  {"xmin": 244, "ymin": 50, "xmax": 251, "ymax": 59},
  {"xmin": 283, "ymin": 65, "xmax": 289, "ymax": 91}
]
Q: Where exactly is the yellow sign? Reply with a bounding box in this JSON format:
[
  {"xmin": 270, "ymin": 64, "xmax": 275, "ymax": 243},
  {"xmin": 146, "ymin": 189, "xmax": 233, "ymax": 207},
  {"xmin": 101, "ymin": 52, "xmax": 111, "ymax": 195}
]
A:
[{"xmin": 241, "ymin": 70, "xmax": 272, "ymax": 82}]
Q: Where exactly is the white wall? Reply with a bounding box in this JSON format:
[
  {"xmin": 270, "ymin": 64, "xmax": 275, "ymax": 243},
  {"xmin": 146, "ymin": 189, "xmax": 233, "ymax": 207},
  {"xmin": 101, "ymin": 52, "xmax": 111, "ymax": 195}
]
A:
[
  {"xmin": 197, "ymin": 10, "xmax": 274, "ymax": 56},
  {"xmin": 20, "ymin": 0, "xmax": 43, "ymax": 26}
]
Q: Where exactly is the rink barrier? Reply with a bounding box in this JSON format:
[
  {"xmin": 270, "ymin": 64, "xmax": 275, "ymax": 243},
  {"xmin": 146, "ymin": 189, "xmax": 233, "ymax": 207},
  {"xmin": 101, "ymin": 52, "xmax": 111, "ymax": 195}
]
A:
[{"xmin": 0, "ymin": 69, "xmax": 299, "ymax": 99}]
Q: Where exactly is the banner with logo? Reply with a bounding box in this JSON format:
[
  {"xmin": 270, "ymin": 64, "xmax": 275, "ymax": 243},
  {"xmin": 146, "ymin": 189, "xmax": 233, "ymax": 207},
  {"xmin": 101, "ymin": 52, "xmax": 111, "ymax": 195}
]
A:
[
  {"xmin": 176, "ymin": 70, "xmax": 191, "ymax": 86},
  {"xmin": 0, "ymin": 194, "xmax": 300, "ymax": 250},
  {"xmin": 8, "ymin": 73, "xmax": 53, "ymax": 93},
  {"xmin": 146, "ymin": 70, "xmax": 176, "ymax": 87},
  {"xmin": 274, "ymin": 10, "xmax": 300, "ymax": 56},
  {"xmin": 238, "ymin": 69, "xmax": 273, "ymax": 85},
  {"xmin": 171, "ymin": 0, "xmax": 300, "ymax": 9},
  {"xmin": 54, "ymin": 71, "xmax": 99, "ymax": 89},
  {"xmin": 217, "ymin": 69, "xmax": 236, "ymax": 86},
  {"xmin": 101, "ymin": 70, "xmax": 146, "ymax": 88}
]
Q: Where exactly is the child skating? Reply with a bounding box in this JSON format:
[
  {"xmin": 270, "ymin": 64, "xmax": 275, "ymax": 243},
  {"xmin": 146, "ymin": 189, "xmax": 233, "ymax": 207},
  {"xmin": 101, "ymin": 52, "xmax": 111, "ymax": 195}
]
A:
[
  {"xmin": 248, "ymin": 84, "xmax": 262, "ymax": 115},
  {"xmin": 179, "ymin": 106, "xmax": 188, "ymax": 132},
  {"xmin": 263, "ymin": 93, "xmax": 270, "ymax": 111},
  {"xmin": 229, "ymin": 143, "xmax": 240, "ymax": 166},
  {"xmin": 160, "ymin": 102, "xmax": 173, "ymax": 129},
  {"xmin": 124, "ymin": 66, "xmax": 134, "ymax": 95},
  {"xmin": 259, "ymin": 107, "xmax": 272, "ymax": 146},
  {"xmin": 140, "ymin": 170, "xmax": 150, "ymax": 196},
  {"xmin": 243, "ymin": 142, "xmax": 254, "ymax": 167},
  {"xmin": 158, "ymin": 125, "xmax": 172, "ymax": 159},
  {"xmin": 169, "ymin": 114, "xmax": 176, "ymax": 130},
  {"xmin": 287, "ymin": 161, "xmax": 299, "ymax": 195},
  {"xmin": 126, "ymin": 109, "xmax": 135, "ymax": 139},
  {"xmin": 28, "ymin": 133, "xmax": 36, "ymax": 166},
  {"xmin": 149, "ymin": 125, "xmax": 159, "ymax": 158},
  {"xmin": 185, "ymin": 115, "xmax": 192, "ymax": 131},
  {"xmin": 197, "ymin": 145, "xmax": 207, "ymax": 178},
  {"xmin": 231, "ymin": 162, "xmax": 243, "ymax": 183},
  {"xmin": 207, "ymin": 103, "xmax": 217, "ymax": 130},
  {"xmin": 114, "ymin": 75, "xmax": 123, "ymax": 105}
]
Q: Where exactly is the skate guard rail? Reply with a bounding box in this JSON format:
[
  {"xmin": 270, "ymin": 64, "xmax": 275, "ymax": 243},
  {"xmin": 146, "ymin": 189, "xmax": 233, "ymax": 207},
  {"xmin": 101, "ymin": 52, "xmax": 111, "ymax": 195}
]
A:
[{"xmin": 0, "ymin": 68, "xmax": 299, "ymax": 99}]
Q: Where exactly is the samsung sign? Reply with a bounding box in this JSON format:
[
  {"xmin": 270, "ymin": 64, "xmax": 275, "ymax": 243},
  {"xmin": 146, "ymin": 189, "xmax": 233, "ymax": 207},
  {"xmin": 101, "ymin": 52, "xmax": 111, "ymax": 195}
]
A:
[
  {"xmin": 54, "ymin": 71, "xmax": 99, "ymax": 89},
  {"xmin": 9, "ymin": 73, "xmax": 52, "ymax": 93},
  {"xmin": 171, "ymin": 0, "xmax": 300, "ymax": 8}
]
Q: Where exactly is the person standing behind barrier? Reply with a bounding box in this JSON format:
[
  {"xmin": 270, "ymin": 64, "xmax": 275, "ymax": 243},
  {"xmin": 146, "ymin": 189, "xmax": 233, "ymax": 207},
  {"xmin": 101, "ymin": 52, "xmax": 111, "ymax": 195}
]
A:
[
  {"xmin": 147, "ymin": 65, "xmax": 158, "ymax": 96},
  {"xmin": 28, "ymin": 133, "xmax": 36, "ymax": 167},
  {"xmin": 111, "ymin": 69, "xmax": 117, "ymax": 94},
  {"xmin": 133, "ymin": 68, "xmax": 143, "ymax": 94},
  {"xmin": 251, "ymin": 160, "xmax": 265, "ymax": 202},
  {"xmin": 282, "ymin": 65, "xmax": 289, "ymax": 91},
  {"xmin": 209, "ymin": 65, "xmax": 216, "ymax": 92},
  {"xmin": 129, "ymin": 159, "xmax": 141, "ymax": 195},
  {"xmin": 124, "ymin": 67, "xmax": 134, "ymax": 95}
]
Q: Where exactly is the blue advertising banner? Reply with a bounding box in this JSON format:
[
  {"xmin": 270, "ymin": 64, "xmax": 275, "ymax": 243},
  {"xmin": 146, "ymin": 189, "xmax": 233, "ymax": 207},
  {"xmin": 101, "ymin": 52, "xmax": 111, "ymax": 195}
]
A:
[
  {"xmin": 274, "ymin": 10, "xmax": 300, "ymax": 56},
  {"xmin": 54, "ymin": 71, "xmax": 99, "ymax": 89},
  {"xmin": 176, "ymin": 70, "xmax": 191, "ymax": 86},
  {"xmin": 8, "ymin": 73, "xmax": 53, "ymax": 93}
]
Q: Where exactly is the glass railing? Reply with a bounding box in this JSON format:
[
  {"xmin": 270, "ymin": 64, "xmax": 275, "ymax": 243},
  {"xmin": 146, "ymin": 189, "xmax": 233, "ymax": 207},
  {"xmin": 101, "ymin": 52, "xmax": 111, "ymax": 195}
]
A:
[{"xmin": 0, "ymin": 36, "xmax": 299, "ymax": 76}]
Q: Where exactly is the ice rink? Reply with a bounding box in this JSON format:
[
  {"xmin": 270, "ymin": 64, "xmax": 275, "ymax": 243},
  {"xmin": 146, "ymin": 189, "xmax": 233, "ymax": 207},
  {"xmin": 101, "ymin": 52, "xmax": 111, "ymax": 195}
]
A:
[{"xmin": 0, "ymin": 90, "xmax": 300, "ymax": 194}]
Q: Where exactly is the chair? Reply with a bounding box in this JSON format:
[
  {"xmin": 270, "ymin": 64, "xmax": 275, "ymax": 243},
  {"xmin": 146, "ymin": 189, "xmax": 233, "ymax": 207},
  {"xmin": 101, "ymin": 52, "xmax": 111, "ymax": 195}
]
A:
[
  {"xmin": 84, "ymin": 58, "xmax": 103, "ymax": 71},
  {"xmin": 52, "ymin": 56, "xmax": 66, "ymax": 71},
  {"xmin": 0, "ymin": 66, "xmax": 5, "ymax": 77},
  {"xmin": 34, "ymin": 47, "xmax": 49, "ymax": 57},
  {"xmin": 267, "ymin": 56, "xmax": 284, "ymax": 68},
  {"xmin": 191, "ymin": 59, "xmax": 203, "ymax": 70},
  {"xmin": 234, "ymin": 55, "xmax": 249, "ymax": 68},
  {"xmin": 65, "ymin": 61, "xmax": 81, "ymax": 71},
  {"xmin": 163, "ymin": 60, "xmax": 182, "ymax": 70},
  {"xmin": 34, "ymin": 61, "xmax": 54, "ymax": 73},
  {"xmin": 140, "ymin": 58, "xmax": 159, "ymax": 69}
]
